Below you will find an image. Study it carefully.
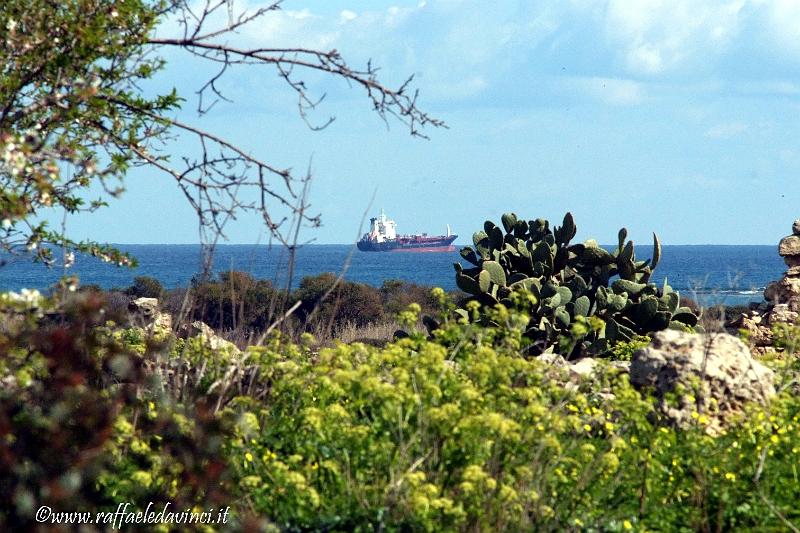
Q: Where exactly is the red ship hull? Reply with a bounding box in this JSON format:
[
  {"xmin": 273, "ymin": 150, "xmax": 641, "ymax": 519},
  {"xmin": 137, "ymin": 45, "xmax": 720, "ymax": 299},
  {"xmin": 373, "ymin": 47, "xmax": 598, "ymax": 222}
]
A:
[{"xmin": 357, "ymin": 234, "xmax": 458, "ymax": 252}]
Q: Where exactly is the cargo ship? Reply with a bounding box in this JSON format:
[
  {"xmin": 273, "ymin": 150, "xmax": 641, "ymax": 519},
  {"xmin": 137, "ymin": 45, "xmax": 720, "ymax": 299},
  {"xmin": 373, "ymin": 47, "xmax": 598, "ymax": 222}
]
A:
[{"xmin": 357, "ymin": 211, "xmax": 457, "ymax": 252}]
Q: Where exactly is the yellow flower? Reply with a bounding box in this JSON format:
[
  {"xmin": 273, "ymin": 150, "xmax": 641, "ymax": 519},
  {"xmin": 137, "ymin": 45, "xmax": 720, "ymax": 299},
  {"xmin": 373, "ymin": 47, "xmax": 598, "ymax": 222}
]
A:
[
  {"xmin": 245, "ymin": 452, "xmax": 253, "ymax": 462},
  {"xmin": 604, "ymin": 421, "xmax": 615, "ymax": 432},
  {"xmin": 623, "ymin": 519, "xmax": 633, "ymax": 530},
  {"xmin": 725, "ymin": 472, "xmax": 736, "ymax": 481},
  {"xmin": 567, "ymin": 404, "xmax": 579, "ymax": 412},
  {"xmin": 583, "ymin": 424, "xmax": 592, "ymax": 432},
  {"xmin": 771, "ymin": 435, "xmax": 780, "ymax": 444}
]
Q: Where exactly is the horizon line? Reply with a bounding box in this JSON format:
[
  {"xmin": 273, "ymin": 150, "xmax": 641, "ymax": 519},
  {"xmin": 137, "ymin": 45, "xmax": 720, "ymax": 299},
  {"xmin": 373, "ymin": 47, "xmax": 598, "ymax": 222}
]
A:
[{"xmin": 103, "ymin": 242, "xmax": 780, "ymax": 247}]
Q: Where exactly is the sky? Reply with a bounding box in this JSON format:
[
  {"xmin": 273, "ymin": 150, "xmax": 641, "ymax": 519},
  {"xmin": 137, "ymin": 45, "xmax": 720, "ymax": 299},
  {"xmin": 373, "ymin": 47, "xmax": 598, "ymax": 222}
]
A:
[{"xmin": 61, "ymin": 0, "xmax": 800, "ymax": 245}]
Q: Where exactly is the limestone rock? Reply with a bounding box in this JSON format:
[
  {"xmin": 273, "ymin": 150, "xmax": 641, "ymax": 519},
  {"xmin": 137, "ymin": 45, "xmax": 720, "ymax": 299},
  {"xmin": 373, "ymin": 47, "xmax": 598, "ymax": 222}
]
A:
[
  {"xmin": 129, "ymin": 297, "xmax": 158, "ymax": 318},
  {"xmin": 537, "ymin": 352, "xmax": 567, "ymax": 367},
  {"xmin": 794, "ymin": 219, "xmax": 800, "ymax": 235},
  {"xmin": 630, "ymin": 330, "xmax": 775, "ymax": 430},
  {"xmin": 769, "ymin": 303, "xmax": 799, "ymax": 326},
  {"xmin": 569, "ymin": 357, "xmax": 600, "ymax": 379},
  {"xmin": 779, "ymin": 235, "xmax": 800, "ymax": 256},
  {"xmin": 128, "ymin": 297, "xmax": 172, "ymax": 332},
  {"xmin": 154, "ymin": 312, "xmax": 173, "ymax": 330},
  {"xmin": 189, "ymin": 320, "xmax": 239, "ymax": 352},
  {"xmin": 785, "ymin": 255, "xmax": 800, "ymax": 268},
  {"xmin": 764, "ymin": 277, "xmax": 800, "ymax": 310},
  {"xmin": 738, "ymin": 313, "xmax": 773, "ymax": 347}
]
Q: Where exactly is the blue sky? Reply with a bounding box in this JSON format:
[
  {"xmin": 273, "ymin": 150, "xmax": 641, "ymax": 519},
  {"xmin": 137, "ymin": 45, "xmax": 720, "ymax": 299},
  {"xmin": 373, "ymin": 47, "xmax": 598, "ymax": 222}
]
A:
[{"xmin": 62, "ymin": 0, "xmax": 800, "ymax": 245}]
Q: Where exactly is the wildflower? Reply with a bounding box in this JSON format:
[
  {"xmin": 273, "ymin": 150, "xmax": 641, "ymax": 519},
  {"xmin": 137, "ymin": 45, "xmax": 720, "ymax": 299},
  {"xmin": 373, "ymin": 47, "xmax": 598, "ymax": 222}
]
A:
[
  {"xmin": 725, "ymin": 472, "xmax": 736, "ymax": 482},
  {"xmin": 771, "ymin": 434, "xmax": 779, "ymax": 444},
  {"xmin": 583, "ymin": 424, "xmax": 592, "ymax": 433},
  {"xmin": 623, "ymin": 519, "xmax": 633, "ymax": 530},
  {"xmin": 245, "ymin": 452, "xmax": 253, "ymax": 462},
  {"xmin": 567, "ymin": 404, "xmax": 578, "ymax": 413}
]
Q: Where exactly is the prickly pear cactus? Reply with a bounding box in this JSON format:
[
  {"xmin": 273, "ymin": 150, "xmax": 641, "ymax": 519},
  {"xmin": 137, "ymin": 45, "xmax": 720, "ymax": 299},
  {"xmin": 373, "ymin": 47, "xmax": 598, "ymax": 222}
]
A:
[{"xmin": 454, "ymin": 212, "xmax": 697, "ymax": 357}]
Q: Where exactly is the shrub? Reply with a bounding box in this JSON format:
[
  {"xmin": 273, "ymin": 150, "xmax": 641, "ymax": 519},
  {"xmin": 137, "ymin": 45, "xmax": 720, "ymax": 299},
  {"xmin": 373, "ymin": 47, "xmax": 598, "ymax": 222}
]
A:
[
  {"xmin": 212, "ymin": 302, "xmax": 800, "ymax": 531},
  {"xmin": 188, "ymin": 271, "xmax": 284, "ymax": 333},
  {"xmin": 294, "ymin": 273, "xmax": 385, "ymax": 332},
  {"xmin": 125, "ymin": 275, "xmax": 164, "ymax": 299},
  {"xmin": 0, "ymin": 291, "xmax": 236, "ymax": 530},
  {"xmin": 453, "ymin": 212, "xmax": 697, "ymax": 357},
  {"xmin": 380, "ymin": 279, "xmax": 442, "ymax": 317}
]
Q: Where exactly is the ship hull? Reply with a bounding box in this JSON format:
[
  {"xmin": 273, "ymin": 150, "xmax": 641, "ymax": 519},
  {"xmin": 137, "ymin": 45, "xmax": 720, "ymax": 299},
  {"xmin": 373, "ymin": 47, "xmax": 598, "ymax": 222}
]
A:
[{"xmin": 357, "ymin": 234, "xmax": 458, "ymax": 252}]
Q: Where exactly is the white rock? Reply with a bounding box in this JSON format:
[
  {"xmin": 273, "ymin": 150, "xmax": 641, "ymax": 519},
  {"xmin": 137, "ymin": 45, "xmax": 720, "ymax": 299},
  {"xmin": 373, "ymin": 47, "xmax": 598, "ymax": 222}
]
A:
[{"xmin": 631, "ymin": 330, "xmax": 775, "ymax": 429}]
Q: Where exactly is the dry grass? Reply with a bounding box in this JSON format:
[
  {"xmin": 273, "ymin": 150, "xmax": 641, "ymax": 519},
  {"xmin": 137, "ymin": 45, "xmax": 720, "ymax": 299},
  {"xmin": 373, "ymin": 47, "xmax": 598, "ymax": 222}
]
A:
[{"xmin": 332, "ymin": 320, "xmax": 401, "ymax": 345}]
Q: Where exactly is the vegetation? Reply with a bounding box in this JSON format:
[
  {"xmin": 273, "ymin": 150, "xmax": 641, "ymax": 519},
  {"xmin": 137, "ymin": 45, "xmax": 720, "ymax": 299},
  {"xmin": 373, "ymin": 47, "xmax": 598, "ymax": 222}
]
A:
[
  {"xmin": 453, "ymin": 212, "xmax": 698, "ymax": 357},
  {"xmin": 3, "ymin": 286, "xmax": 800, "ymax": 531},
  {"xmin": 3, "ymin": 1, "xmax": 799, "ymax": 531}
]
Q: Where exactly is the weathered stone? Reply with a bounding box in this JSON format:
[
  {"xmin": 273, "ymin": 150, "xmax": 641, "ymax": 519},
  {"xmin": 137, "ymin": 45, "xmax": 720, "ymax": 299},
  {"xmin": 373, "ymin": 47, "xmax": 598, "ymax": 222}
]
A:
[
  {"xmin": 764, "ymin": 281, "xmax": 778, "ymax": 303},
  {"xmin": 740, "ymin": 314, "xmax": 773, "ymax": 346},
  {"xmin": 779, "ymin": 235, "xmax": 800, "ymax": 256},
  {"xmin": 769, "ymin": 303, "xmax": 799, "ymax": 325},
  {"xmin": 154, "ymin": 312, "xmax": 172, "ymax": 330},
  {"xmin": 129, "ymin": 297, "xmax": 158, "ymax": 318},
  {"xmin": 763, "ymin": 277, "xmax": 800, "ymax": 310},
  {"xmin": 537, "ymin": 352, "xmax": 567, "ymax": 367},
  {"xmin": 128, "ymin": 297, "xmax": 172, "ymax": 332},
  {"xmin": 794, "ymin": 219, "xmax": 800, "ymax": 235},
  {"xmin": 189, "ymin": 320, "xmax": 239, "ymax": 353},
  {"xmin": 631, "ymin": 330, "xmax": 775, "ymax": 431},
  {"xmin": 788, "ymin": 265, "xmax": 800, "ymax": 277},
  {"xmin": 569, "ymin": 357, "xmax": 600, "ymax": 379},
  {"xmin": 610, "ymin": 360, "xmax": 631, "ymax": 373},
  {"xmin": 785, "ymin": 255, "xmax": 800, "ymax": 268}
]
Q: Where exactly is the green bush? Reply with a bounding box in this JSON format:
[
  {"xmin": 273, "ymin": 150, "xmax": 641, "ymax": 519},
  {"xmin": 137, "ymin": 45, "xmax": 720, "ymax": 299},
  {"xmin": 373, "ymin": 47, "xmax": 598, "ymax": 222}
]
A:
[
  {"xmin": 453, "ymin": 212, "xmax": 697, "ymax": 357},
  {"xmin": 213, "ymin": 301, "xmax": 800, "ymax": 531},
  {"xmin": 5, "ymin": 286, "xmax": 800, "ymax": 531},
  {"xmin": 0, "ymin": 291, "xmax": 237, "ymax": 530},
  {"xmin": 125, "ymin": 275, "xmax": 164, "ymax": 299},
  {"xmin": 294, "ymin": 273, "xmax": 385, "ymax": 332},
  {"xmin": 188, "ymin": 271, "xmax": 284, "ymax": 333}
]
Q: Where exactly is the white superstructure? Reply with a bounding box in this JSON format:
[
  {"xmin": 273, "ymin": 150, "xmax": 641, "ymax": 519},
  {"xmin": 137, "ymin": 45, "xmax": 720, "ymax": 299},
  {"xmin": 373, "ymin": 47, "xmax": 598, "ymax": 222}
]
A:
[{"xmin": 368, "ymin": 210, "xmax": 397, "ymax": 243}]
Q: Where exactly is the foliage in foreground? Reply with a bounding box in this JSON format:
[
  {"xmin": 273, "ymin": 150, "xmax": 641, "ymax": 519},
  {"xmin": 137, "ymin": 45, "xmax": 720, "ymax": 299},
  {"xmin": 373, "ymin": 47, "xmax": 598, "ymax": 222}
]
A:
[{"xmin": 3, "ymin": 289, "xmax": 800, "ymax": 531}]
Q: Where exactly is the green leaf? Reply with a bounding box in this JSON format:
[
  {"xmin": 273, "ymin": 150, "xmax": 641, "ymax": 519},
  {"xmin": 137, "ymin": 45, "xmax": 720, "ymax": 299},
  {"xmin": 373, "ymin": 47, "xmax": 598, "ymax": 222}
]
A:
[{"xmin": 482, "ymin": 260, "xmax": 507, "ymax": 286}]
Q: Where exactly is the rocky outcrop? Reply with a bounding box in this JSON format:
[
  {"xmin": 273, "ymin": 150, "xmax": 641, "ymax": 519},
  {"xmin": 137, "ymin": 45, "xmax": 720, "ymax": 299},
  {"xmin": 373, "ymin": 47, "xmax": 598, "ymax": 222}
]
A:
[
  {"xmin": 731, "ymin": 220, "xmax": 800, "ymax": 353},
  {"xmin": 187, "ymin": 320, "xmax": 239, "ymax": 353},
  {"xmin": 129, "ymin": 297, "xmax": 172, "ymax": 331},
  {"xmin": 631, "ymin": 329, "xmax": 775, "ymax": 432}
]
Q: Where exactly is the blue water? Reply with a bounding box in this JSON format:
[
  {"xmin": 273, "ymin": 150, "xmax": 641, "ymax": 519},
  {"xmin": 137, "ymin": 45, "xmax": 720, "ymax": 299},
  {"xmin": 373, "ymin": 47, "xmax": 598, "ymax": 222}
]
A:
[{"xmin": 0, "ymin": 244, "xmax": 785, "ymax": 307}]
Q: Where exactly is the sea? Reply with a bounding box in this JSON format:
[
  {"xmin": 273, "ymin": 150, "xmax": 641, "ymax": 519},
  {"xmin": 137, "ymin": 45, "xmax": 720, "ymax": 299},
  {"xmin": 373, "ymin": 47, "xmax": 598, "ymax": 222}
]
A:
[{"xmin": 0, "ymin": 244, "xmax": 786, "ymax": 307}]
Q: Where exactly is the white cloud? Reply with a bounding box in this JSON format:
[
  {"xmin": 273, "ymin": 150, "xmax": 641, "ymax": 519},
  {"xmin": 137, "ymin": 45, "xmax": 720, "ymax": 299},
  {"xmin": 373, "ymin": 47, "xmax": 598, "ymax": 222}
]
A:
[
  {"xmin": 761, "ymin": 0, "xmax": 800, "ymax": 60},
  {"xmin": 339, "ymin": 10, "xmax": 358, "ymax": 23},
  {"xmin": 603, "ymin": 0, "xmax": 746, "ymax": 75},
  {"xmin": 705, "ymin": 121, "xmax": 748, "ymax": 139}
]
